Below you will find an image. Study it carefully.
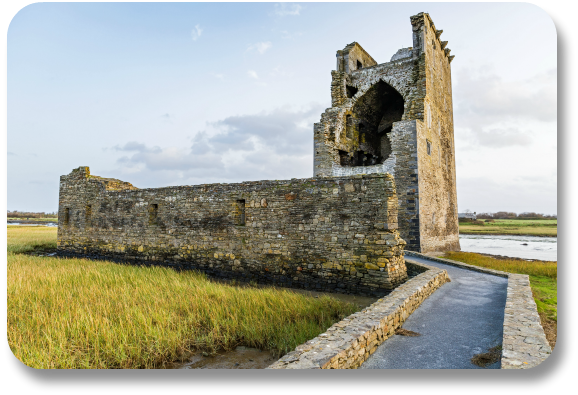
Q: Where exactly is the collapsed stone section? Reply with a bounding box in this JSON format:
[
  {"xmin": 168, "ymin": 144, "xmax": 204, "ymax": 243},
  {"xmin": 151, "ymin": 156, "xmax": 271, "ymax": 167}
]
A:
[{"xmin": 58, "ymin": 167, "xmax": 408, "ymax": 296}]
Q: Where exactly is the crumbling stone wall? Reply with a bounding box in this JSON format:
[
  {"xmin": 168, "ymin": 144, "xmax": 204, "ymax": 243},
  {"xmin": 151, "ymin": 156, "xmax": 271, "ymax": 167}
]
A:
[
  {"xmin": 313, "ymin": 12, "xmax": 459, "ymax": 253},
  {"xmin": 58, "ymin": 167, "xmax": 407, "ymax": 296}
]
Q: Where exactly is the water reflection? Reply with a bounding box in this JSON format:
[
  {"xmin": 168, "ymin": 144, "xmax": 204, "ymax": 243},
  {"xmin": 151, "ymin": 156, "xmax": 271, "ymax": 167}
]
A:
[{"xmin": 459, "ymin": 234, "xmax": 557, "ymax": 261}]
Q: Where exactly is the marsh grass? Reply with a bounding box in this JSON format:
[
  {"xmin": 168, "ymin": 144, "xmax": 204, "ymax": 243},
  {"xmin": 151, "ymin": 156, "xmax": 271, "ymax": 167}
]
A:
[
  {"xmin": 442, "ymin": 251, "xmax": 557, "ymax": 347},
  {"xmin": 8, "ymin": 226, "xmax": 358, "ymax": 368}
]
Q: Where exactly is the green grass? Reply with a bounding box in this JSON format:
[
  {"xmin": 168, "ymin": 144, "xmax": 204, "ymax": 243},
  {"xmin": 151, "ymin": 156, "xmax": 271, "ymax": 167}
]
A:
[
  {"xmin": 442, "ymin": 251, "xmax": 557, "ymax": 347},
  {"xmin": 8, "ymin": 226, "xmax": 358, "ymax": 369},
  {"xmin": 459, "ymin": 219, "xmax": 557, "ymax": 237},
  {"xmin": 7, "ymin": 217, "xmax": 58, "ymax": 221}
]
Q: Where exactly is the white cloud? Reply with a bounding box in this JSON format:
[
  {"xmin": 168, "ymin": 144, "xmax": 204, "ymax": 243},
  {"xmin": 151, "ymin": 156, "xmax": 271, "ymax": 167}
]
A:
[
  {"xmin": 247, "ymin": 41, "xmax": 272, "ymax": 54},
  {"xmin": 110, "ymin": 105, "xmax": 323, "ymax": 186},
  {"xmin": 211, "ymin": 72, "xmax": 225, "ymax": 81},
  {"xmin": 454, "ymin": 68, "xmax": 557, "ymax": 124},
  {"xmin": 191, "ymin": 24, "xmax": 203, "ymax": 41},
  {"xmin": 274, "ymin": 3, "xmax": 302, "ymax": 16},
  {"xmin": 247, "ymin": 70, "xmax": 259, "ymax": 80}
]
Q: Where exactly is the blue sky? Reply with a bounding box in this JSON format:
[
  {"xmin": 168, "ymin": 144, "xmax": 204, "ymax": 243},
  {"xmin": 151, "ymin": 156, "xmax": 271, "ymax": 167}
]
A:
[{"xmin": 7, "ymin": 2, "xmax": 557, "ymax": 214}]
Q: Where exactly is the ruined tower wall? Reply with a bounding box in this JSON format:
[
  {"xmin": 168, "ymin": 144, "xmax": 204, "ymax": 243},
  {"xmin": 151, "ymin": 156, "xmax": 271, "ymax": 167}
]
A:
[
  {"xmin": 412, "ymin": 14, "xmax": 460, "ymax": 252},
  {"xmin": 57, "ymin": 167, "xmax": 407, "ymax": 296},
  {"xmin": 336, "ymin": 42, "xmax": 378, "ymax": 73},
  {"xmin": 313, "ymin": 12, "xmax": 460, "ymax": 253}
]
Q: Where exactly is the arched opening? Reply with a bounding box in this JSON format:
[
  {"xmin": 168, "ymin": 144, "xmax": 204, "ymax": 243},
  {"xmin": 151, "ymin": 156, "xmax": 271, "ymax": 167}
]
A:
[{"xmin": 340, "ymin": 80, "xmax": 405, "ymax": 166}]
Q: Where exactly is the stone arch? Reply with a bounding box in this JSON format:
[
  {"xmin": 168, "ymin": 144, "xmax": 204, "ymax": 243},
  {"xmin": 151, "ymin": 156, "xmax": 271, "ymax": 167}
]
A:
[{"xmin": 340, "ymin": 80, "xmax": 405, "ymax": 166}]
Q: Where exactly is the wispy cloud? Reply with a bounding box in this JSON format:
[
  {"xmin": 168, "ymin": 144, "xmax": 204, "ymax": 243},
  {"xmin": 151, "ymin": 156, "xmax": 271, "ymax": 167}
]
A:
[
  {"xmin": 247, "ymin": 41, "xmax": 272, "ymax": 54},
  {"xmin": 454, "ymin": 68, "xmax": 557, "ymax": 123},
  {"xmin": 113, "ymin": 141, "xmax": 162, "ymax": 154},
  {"xmin": 269, "ymin": 66, "xmax": 293, "ymax": 78},
  {"xmin": 247, "ymin": 70, "xmax": 259, "ymax": 80},
  {"xmin": 110, "ymin": 105, "xmax": 324, "ymax": 186},
  {"xmin": 274, "ymin": 3, "xmax": 302, "ymax": 16},
  {"xmin": 453, "ymin": 68, "xmax": 556, "ymax": 150},
  {"xmin": 280, "ymin": 30, "xmax": 302, "ymax": 39},
  {"xmin": 211, "ymin": 72, "xmax": 225, "ymax": 81},
  {"xmin": 191, "ymin": 24, "xmax": 203, "ymax": 41}
]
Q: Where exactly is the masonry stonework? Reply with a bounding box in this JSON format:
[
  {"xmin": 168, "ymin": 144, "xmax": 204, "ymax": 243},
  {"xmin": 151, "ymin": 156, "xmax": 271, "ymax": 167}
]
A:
[
  {"xmin": 314, "ymin": 12, "xmax": 459, "ymax": 253},
  {"xmin": 58, "ymin": 167, "xmax": 407, "ymax": 296},
  {"xmin": 57, "ymin": 12, "xmax": 460, "ymax": 296}
]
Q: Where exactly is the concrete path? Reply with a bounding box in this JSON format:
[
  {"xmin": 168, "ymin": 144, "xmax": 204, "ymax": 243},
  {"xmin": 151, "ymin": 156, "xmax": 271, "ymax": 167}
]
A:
[{"xmin": 361, "ymin": 256, "xmax": 508, "ymax": 369}]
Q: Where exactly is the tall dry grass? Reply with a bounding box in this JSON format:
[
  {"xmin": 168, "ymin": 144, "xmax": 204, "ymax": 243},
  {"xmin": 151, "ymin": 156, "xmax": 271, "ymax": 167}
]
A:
[
  {"xmin": 8, "ymin": 226, "xmax": 358, "ymax": 369},
  {"xmin": 443, "ymin": 251, "xmax": 557, "ymax": 279}
]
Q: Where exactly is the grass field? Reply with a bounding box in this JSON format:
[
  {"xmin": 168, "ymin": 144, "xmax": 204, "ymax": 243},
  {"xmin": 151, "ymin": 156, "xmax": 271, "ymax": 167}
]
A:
[
  {"xmin": 7, "ymin": 226, "xmax": 358, "ymax": 369},
  {"xmin": 442, "ymin": 251, "xmax": 557, "ymax": 348},
  {"xmin": 7, "ymin": 217, "xmax": 58, "ymax": 222},
  {"xmin": 459, "ymin": 219, "xmax": 557, "ymax": 237}
]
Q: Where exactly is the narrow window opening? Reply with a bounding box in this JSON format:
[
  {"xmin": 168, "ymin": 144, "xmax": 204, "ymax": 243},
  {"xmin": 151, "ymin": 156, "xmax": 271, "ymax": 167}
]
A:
[
  {"xmin": 427, "ymin": 140, "xmax": 432, "ymax": 156},
  {"xmin": 356, "ymin": 60, "xmax": 362, "ymax": 70},
  {"xmin": 63, "ymin": 208, "xmax": 70, "ymax": 226},
  {"xmin": 85, "ymin": 205, "xmax": 92, "ymax": 226},
  {"xmin": 438, "ymin": 148, "xmax": 441, "ymax": 166},
  {"xmin": 236, "ymin": 200, "xmax": 246, "ymax": 226},
  {"xmin": 345, "ymin": 114, "xmax": 353, "ymax": 139},
  {"xmin": 346, "ymin": 85, "xmax": 358, "ymax": 98},
  {"xmin": 149, "ymin": 204, "xmax": 158, "ymax": 225},
  {"xmin": 432, "ymin": 213, "xmax": 436, "ymax": 225},
  {"xmin": 327, "ymin": 126, "xmax": 335, "ymax": 143}
]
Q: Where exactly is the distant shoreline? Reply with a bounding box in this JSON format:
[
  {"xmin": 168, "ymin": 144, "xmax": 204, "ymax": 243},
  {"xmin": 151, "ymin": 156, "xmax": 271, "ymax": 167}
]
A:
[{"xmin": 459, "ymin": 232, "xmax": 557, "ymax": 238}]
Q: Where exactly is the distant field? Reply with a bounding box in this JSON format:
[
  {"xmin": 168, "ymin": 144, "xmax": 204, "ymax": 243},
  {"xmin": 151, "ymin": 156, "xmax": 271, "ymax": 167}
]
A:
[
  {"xmin": 441, "ymin": 251, "xmax": 557, "ymax": 348},
  {"xmin": 459, "ymin": 219, "xmax": 557, "ymax": 237},
  {"xmin": 7, "ymin": 226, "xmax": 358, "ymax": 369},
  {"xmin": 7, "ymin": 217, "xmax": 57, "ymax": 222}
]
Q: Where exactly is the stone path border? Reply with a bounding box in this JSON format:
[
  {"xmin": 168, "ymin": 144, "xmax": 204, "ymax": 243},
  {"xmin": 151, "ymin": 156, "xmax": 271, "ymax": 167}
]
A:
[
  {"xmin": 267, "ymin": 261, "xmax": 450, "ymax": 369},
  {"xmin": 405, "ymin": 251, "xmax": 552, "ymax": 369}
]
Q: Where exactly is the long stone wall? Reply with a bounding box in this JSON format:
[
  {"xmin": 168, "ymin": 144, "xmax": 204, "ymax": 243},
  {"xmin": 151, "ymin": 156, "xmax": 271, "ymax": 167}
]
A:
[{"xmin": 57, "ymin": 167, "xmax": 408, "ymax": 296}]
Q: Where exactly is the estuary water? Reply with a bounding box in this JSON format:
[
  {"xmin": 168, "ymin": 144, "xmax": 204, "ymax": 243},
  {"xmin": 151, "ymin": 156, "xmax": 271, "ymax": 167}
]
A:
[
  {"xmin": 459, "ymin": 234, "xmax": 557, "ymax": 262},
  {"xmin": 7, "ymin": 222, "xmax": 57, "ymax": 227}
]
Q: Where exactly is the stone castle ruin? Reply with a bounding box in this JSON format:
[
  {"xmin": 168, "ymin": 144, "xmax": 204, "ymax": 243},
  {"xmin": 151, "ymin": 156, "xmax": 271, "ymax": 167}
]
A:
[{"xmin": 57, "ymin": 13, "xmax": 459, "ymax": 297}]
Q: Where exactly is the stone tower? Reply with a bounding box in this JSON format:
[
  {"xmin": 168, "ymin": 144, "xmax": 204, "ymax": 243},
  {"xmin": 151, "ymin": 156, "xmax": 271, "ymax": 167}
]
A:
[{"xmin": 313, "ymin": 12, "xmax": 460, "ymax": 253}]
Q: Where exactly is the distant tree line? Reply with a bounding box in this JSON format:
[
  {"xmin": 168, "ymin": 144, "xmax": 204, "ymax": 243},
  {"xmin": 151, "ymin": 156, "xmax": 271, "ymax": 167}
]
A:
[
  {"xmin": 475, "ymin": 212, "xmax": 557, "ymax": 220},
  {"xmin": 7, "ymin": 210, "xmax": 58, "ymax": 218}
]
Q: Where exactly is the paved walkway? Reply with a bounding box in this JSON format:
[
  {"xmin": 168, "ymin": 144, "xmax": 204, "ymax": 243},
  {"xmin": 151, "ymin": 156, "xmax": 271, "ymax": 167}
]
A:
[{"xmin": 361, "ymin": 256, "xmax": 508, "ymax": 369}]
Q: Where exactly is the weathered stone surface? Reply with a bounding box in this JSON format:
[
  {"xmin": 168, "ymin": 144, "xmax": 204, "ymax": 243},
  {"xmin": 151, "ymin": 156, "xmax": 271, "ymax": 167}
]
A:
[
  {"xmin": 313, "ymin": 12, "xmax": 459, "ymax": 253},
  {"xmin": 57, "ymin": 168, "xmax": 407, "ymax": 296}
]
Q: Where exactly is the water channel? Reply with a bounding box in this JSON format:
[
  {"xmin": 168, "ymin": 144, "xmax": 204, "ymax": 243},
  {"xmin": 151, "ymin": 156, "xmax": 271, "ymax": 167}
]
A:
[{"xmin": 459, "ymin": 234, "xmax": 557, "ymax": 262}]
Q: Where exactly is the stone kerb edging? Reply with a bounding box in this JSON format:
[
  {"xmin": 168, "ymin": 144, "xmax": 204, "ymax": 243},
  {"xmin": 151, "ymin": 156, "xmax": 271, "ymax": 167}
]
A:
[
  {"xmin": 405, "ymin": 251, "xmax": 552, "ymax": 369},
  {"xmin": 267, "ymin": 261, "xmax": 450, "ymax": 369}
]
